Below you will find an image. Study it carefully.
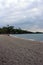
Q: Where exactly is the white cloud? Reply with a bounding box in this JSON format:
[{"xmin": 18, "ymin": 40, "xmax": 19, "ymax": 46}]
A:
[{"xmin": 0, "ymin": 0, "xmax": 43, "ymax": 31}]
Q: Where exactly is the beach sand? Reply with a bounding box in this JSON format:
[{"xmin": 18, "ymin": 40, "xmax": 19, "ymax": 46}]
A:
[{"xmin": 0, "ymin": 35, "xmax": 43, "ymax": 65}]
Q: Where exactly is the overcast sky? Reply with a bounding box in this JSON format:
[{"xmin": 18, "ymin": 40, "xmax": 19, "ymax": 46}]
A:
[{"xmin": 0, "ymin": 0, "xmax": 43, "ymax": 32}]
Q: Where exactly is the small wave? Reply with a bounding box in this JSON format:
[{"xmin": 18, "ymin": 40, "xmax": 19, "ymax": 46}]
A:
[
  {"xmin": 29, "ymin": 39, "xmax": 35, "ymax": 41},
  {"xmin": 10, "ymin": 34, "xmax": 35, "ymax": 41}
]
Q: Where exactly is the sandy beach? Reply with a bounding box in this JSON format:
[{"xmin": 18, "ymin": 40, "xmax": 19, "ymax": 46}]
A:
[{"xmin": 0, "ymin": 35, "xmax": 43, "ymax": 65}]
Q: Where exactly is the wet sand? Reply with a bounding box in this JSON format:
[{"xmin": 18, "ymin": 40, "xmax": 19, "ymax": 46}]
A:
[{"xmin": 0, "ymin": 35, "xmax": 43, "ymax": 65}]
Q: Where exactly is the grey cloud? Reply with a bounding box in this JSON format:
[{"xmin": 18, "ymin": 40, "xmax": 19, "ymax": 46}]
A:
[{"xmin": 0, "ymin": 0, "xmax": 43, "ymax": 31}]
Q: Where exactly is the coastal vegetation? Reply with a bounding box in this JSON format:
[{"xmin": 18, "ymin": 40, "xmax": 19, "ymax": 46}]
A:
[{"xmin": 0, "ymin": 25, "xmax": 43, "ymax": 34}]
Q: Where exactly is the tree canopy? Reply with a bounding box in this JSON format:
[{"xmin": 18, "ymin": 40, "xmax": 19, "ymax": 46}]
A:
[
  {"xmin": 0, "ymin": 25, "xmax": 42, "ymax": 34},
  {"xmin": 0, "ymin": 25, "xmax": 33, "ymax": 34}
]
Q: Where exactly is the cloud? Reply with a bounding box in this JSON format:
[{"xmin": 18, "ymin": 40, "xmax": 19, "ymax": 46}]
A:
[{"xmin": 0, "ymin": 0, "xmax": 43, "ymax": 31}]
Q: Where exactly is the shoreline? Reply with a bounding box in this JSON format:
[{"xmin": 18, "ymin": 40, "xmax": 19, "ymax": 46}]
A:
[{"xmin": 10, "ymin": 34, "xmax": 43, "ymax": 43}]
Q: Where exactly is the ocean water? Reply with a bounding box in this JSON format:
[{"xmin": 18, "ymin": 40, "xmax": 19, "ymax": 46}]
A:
[{"xmin": 10, "ymin": 34, "xmax": 43, "ymax": 42}]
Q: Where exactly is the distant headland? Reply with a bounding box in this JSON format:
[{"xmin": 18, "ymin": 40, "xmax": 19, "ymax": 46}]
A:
[{"xmin": 0, "ymin": 25, "xmax": 43, "ymax": 34}]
